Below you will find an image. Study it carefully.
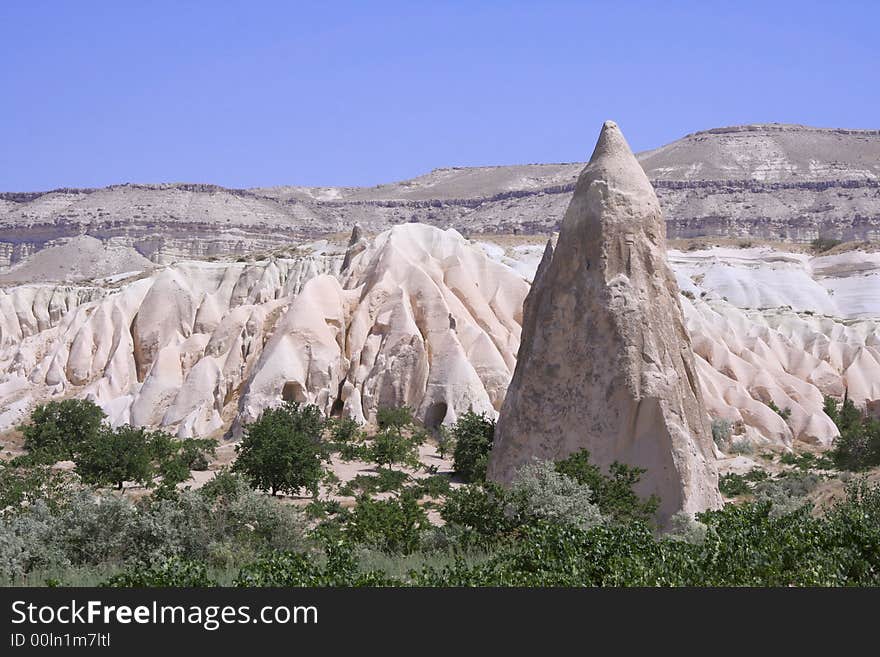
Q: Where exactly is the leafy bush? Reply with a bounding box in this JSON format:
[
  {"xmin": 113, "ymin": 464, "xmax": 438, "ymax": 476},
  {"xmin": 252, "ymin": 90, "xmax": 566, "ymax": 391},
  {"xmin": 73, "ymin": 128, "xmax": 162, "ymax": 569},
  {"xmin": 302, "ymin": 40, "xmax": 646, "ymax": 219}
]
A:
[
  {"xmin": 152, "ymin": 436, "xmax": 217, "ymax": 492},
  {"xmin": 555, "ymin": 449, "xmax": 659, "ymax": 523},
  {"xmin": 233, "ymin": 401, "xmax": 328, "ymax": 496},
  {"xmin": 18, "ymin": 399, "xmax": 106, "ymax": 463},
  {"xmin": 450, "ymin": 411, "xmax": 495, "ymax": 483},
  {"xmin": 338, "ymin": 470, "xmax": 411, "ymax": 496},
  {"xmin": 326, "ymin": 417, "xmax": 360, "ymax": 445},
  {"xmin": 436, "ymin": 426, "xmax": 455, "ymax": 459},
  {"xmin": 344, "ymin": 494, "xmax": 429, "ymax": 554},
  {"xmin": 233, "ymin": 543, "xmax": 393, "ymax": 587},
  {"xmin": 506, "ymin": 460, "xmax": 603, "ymax": 531},
  {"xmin": 719, "ymin": 473, "xmax": 751, "ymax": 497},
  {"xmin": 811, "ymin": 236, "xmax": 842, "ymax": 253},
  {"xmin": 779, "ymin": 451, "xmax": 834, "ymax": 471},
  {"xmin": 73, "ymin": 425, "xmax": 213, "ymax": 491},
  {"xmin": 0, "ymin": 463, "xmax": 77, "ymax": 513},
  {"xmin": 409, "ymin": 474, "xmax": 452, "ymax": 498},
  {"xmin": 439, "ymin": 482, "xmax": 515, "ymax": 548},
  {"xmin": 415, "ymin": 484, "xmax": 880, "ymax": 586},
  {"xmin": 102, "ymin": 557, "xmax": 216, "ymax": 587},
  {"xmin": 711, "ymin": 419, "xmax": 732, "ymax": 445}
]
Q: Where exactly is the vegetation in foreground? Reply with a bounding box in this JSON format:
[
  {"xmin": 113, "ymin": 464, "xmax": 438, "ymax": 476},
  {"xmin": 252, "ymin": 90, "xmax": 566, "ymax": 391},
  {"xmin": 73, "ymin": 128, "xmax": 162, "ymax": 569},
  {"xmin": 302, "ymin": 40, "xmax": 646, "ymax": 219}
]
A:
[{"xmin": 2, "ymin": 398, "xmax": 880, "ymax": 587}]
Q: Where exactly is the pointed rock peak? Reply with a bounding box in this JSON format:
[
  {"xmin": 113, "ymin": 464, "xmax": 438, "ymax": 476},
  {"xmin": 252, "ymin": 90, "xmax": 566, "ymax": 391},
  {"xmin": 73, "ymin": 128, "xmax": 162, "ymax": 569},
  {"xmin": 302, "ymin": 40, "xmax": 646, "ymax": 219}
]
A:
[
  {"xmin": 580, "ymin": 120, "xmax": 651, "ymax": 190},
  {"xmin": 560, "ymin": 121, "xmax": 657, "ymax": 240},
  {"xmin": 348, "ymin": 223, "xmax": 364, "ymax": 246},
  {"xmin": 342, "ymin": 223, "xmax": 368, "ymax": 272},
  {"xmin": 588, "ymin": 120, "xmax": 632, "ymax": 164}
]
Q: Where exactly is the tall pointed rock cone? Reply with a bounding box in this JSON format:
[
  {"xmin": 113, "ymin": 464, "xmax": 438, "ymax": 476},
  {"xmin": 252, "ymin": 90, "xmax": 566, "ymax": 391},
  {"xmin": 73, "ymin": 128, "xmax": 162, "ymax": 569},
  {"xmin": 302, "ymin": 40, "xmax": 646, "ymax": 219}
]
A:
[{"xmin": 487, "ymin": 121, "xmax": 721, "ymax": 522}]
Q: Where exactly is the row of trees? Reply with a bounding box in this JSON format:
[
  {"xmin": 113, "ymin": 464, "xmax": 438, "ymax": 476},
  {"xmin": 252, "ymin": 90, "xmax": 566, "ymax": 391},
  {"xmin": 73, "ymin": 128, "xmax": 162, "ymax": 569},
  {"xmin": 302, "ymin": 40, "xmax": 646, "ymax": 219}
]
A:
[{"xmin": 16, "ymin": 399, "xmax": 215, "ymax": 492}]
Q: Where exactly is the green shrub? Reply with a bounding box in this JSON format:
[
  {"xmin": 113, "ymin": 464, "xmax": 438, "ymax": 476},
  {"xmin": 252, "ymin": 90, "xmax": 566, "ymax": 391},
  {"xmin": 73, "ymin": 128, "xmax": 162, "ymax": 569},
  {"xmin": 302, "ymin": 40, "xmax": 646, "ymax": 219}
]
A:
[
  {"xmin": 436, "ymin": 426, "xmax": 455, "ymax": 459},
  {"xmin": 506, "ymin": 460, "xmax": 603, "ymax": 531},
  {"xmin": 743, "ymin": 467, "xmax": 769, "ymax": 482},
  {"xmin": 233, "ymin": 543, "xmax": 394, "ymax": 587},
  {"xmin": 0, "ymin": 463, "xmax": 77, "ymax": 513},
  {"xmin": 102, "ymin": 556, "xmax": 216, "ymax": 587},
  {"xmin": 719, "ymin": 473, "xmax": 751, "ymax": 497},
  {"xmin": 410, "ymin": 474, "xmax": 452, "ymax": 498},
  {"xmin": 450, "ymin": 411, "xmax": 495, "ymax": 483},
  {"xmin": 779, "ymin": 451, "xmax": 834, "ymax": 471},
  {"xmin": 826, "ymin": 396, "xmax": 880, "ymax": 471},
  {"xmin": 344, "ymin": 494, "xmax": 429, "ymax": 554},
  {"xmin": 326, "ymin": 417, "xmax": 360, "ymax": 445},
  {"xmin": 338, "ymin": 470, "xmax": 411, "ymax": 496},
  {"xmin": 198, "ymin": 468, "xmax": 250, "ymax": 502},
  {"xmin": 555, "ymin": 449, "xmax": 659, "ymax": 523},
  {"xmin": 767, "ymin": 400, "xmax": 792, "ymax": 420},
  {"xmin": 370, "ymin": 426, "xmax": 422, "ymax": 471},
  {"xmin": 439, "ymin": 482, "xmax": 514, "ymax": 548},
  {"xmin": 711, "ymin": 419, "xmax": 732, "ymax": 445},
  {"xmin": 811, "ymin": 236, "xmax": 842, "ymax": 253}
]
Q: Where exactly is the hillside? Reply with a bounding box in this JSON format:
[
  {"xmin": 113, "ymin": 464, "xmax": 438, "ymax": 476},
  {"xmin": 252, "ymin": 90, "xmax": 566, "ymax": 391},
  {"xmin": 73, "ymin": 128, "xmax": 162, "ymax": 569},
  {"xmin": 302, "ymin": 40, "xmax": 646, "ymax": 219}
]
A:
[{"xmin": 1, "ymin": 124, "xmax": 878, "ymax": 273}]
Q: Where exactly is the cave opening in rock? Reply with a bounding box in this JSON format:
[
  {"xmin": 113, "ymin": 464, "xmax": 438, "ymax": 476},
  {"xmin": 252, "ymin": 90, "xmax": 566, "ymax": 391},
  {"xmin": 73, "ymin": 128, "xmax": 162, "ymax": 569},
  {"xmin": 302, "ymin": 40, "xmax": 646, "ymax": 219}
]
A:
[
  {"xmin": 281, "ymin": 381, "xmax": 306, "ymax": 404},
  {"xmin": 424, "ymin": 401, "xmax": 448, "ymax": 431}
]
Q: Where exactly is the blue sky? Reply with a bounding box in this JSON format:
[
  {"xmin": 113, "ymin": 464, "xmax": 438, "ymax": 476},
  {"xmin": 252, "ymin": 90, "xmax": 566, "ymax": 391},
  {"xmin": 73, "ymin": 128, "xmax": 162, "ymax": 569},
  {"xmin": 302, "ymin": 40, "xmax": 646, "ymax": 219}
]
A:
[{"xmin": 1, "ymin": 1, "xmax": 877, "ymax": 190}]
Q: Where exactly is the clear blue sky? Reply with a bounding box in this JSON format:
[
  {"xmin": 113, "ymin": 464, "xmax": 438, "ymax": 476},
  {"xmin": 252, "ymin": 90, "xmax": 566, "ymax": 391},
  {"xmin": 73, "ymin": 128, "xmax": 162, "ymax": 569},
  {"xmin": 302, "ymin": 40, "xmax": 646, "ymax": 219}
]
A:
[{"xmin": 1, "ymin": 1, "xmax": 877, "ymax": 191}]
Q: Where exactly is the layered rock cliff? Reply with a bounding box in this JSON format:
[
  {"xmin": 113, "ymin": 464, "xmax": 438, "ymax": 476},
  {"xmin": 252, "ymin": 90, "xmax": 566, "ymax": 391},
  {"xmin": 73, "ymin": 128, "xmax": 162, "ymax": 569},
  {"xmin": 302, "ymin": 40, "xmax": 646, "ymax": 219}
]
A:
[{"xmin": 2, "ymin": 124, "xmax": 878, "ymax": 272}]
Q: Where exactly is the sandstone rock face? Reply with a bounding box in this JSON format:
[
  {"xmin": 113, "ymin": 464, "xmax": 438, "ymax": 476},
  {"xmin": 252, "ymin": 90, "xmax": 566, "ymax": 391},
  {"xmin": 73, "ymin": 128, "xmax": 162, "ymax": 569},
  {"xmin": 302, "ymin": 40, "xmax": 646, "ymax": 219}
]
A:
[
  {"xmin": 487, "ymin": 122, "xmax": 722, "ymax": 521},
  {"xmin": 236, "ymin": 223, "xmax": 527, "ymax": 430}
]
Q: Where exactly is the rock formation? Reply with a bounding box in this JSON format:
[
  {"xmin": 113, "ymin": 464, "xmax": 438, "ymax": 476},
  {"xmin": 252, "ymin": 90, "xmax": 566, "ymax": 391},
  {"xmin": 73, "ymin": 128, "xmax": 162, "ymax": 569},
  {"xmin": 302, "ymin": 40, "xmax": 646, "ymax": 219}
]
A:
[
  {"xmin": 0, "ymin": 224, "xmax": 528, "ymax": 438},
  {"xmin": 487, "ymin": 121, "xmax": 722, "ymax": 521},
  {"xmin": 236, "ymin": 223, "xmax": 527, "ymax": 430},
  {"xmin": 0, "ymin": 222, "xmax": 877, "ymax": 453}
]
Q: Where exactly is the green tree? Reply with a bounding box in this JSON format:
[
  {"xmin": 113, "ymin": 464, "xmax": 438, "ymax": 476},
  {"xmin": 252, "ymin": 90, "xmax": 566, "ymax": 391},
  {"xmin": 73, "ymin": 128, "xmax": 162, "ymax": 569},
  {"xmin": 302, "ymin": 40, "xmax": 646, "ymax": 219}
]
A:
[
  {"xmin": 827, "ymin": 395, "xmax": 880, "ymax": 471},
  {"xmin": 154, "ymin": 437, "xmax": 218, "ymax": 494},
  {"xmin": 75, "ymin": 425, "xmax": 158, "ymax": 489},
  {"xmin": 451, "ymin": 410, "xmax": 495, "ymax": 483},
  {"xmin": 0, "ymin": 463, "xmax": 77, "ymax": 512},
  {"xmin": 376, "ymin": 406, "xmax": 414, "ymax": 430},
  {"xmin": 368, "ymin": 406, "xmax": 424, "ymax": 471},
  {"xmin": 18, "ymin": 399, "xmax": 106, "ymax": 463},
  {"xmin": 233, "ymin": 402, "xmax": 328, "ymax": 497},
  {"xmin": 371, "ymin": 427, "xmax": 421, "ymax": 471}
]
